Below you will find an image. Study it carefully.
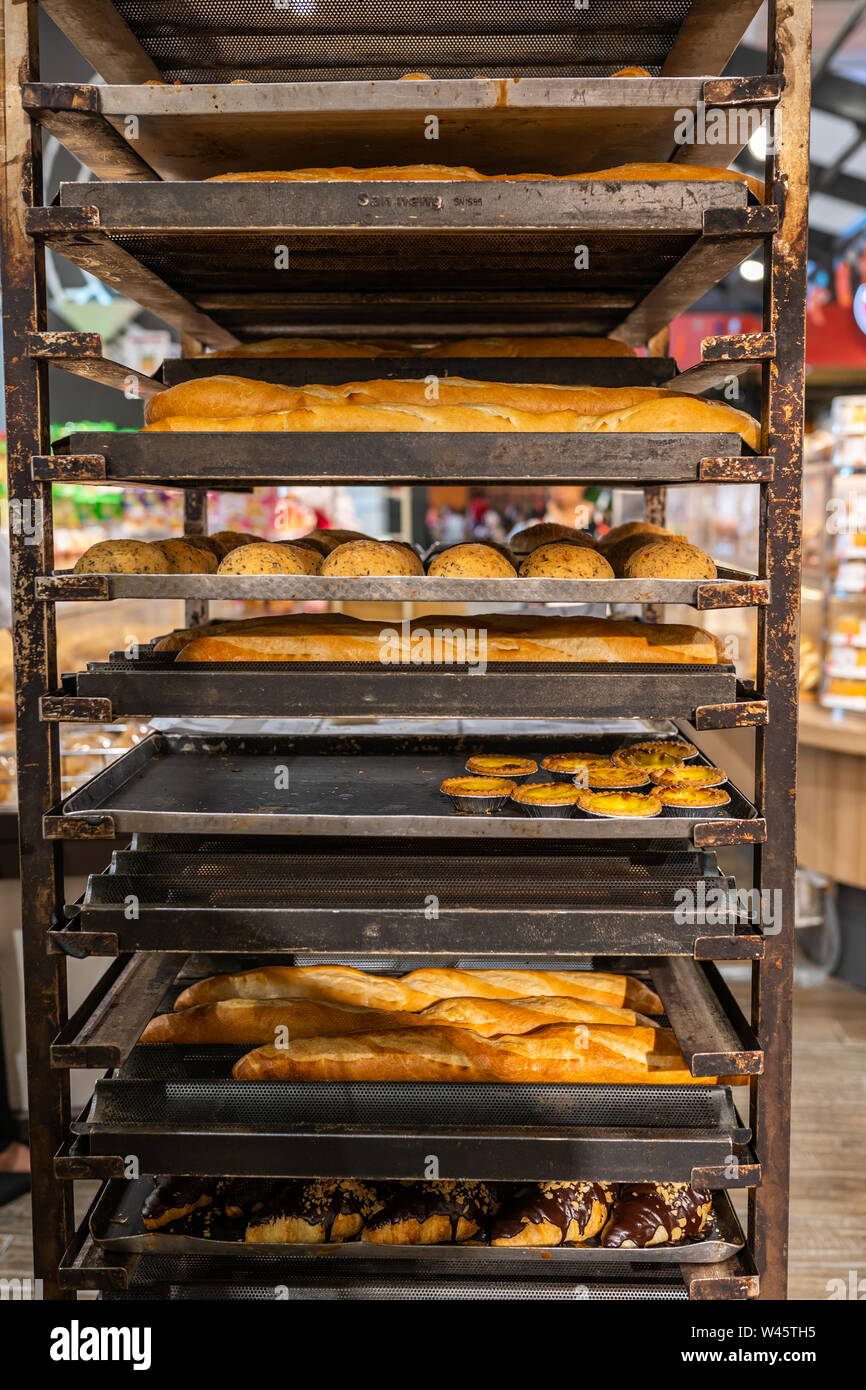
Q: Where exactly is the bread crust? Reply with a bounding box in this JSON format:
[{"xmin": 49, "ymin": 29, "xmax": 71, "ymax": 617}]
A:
[
  {"xmin": 427, "ymin": 543, "xmax": 517, "ymax": 578},
  {"xmin": 141, "ymin": 997, "xmax": 438, "ymax": 1044},
  {"xmin": 622, "ymin": 539, "xmax": 717, "ymax": 580},
  {"xmin": 320, "ymin": 538, "xmax": 419, "ymax": 576},
  {"xmin": 519, "ymin": 542, "xmax": 615, "ymax": 578}
]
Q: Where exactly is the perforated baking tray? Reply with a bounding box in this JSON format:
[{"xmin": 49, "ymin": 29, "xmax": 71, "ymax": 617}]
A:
[{"xmin": 89, "ymin": 1177, "xmax": 744, "ymax": 1264}]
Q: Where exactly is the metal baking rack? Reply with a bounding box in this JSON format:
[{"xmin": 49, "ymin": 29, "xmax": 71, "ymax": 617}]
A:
[{"xmin": 1, "ymin": 0, "xmax": 809, "ymax": 1301}]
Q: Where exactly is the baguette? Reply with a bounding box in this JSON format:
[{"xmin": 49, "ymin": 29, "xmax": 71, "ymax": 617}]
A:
[
  {"xmin": 142, "ymin": 393, "xmax": 759, "ymax": 448},
  {"xmin": 144, "ymin": 375, "xmax": 337, "ymax": 425},
  {"xmin": 425, "ymin": 335, "xmax": 635, "ymax": 358},
  {"xmin": 141, "ymin": 998, "xmax": 438, "ymax": 1045},
  {"xmin": 231, "ymin": 1022, "xmax": 709, "ymax": 1084},
  {"xmin": 418, "ymin": 995, "xmax": 658, "ymax": 1034},
  {"xmin": 211, "ymin": 337, "xmax": 410, "ymax": 358},
  {"xmin": 173, "ymin": 965, "xmax": 661, "ymax": 1015},
  {"xmin": 174, "ymin": 614, "xmax": 722, "ymax": 666}
]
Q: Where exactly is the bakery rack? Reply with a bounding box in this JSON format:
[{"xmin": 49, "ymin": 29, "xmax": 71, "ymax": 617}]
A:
[{"xmin": 0, "ymin": 0, "xmax": 809, "ymax": 1301}]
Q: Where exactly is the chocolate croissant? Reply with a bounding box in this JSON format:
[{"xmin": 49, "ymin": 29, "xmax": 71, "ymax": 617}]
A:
[
  {"xmin": 362, "ymin": 1181, "xmax": 497, "ymax": 1245},
  {"xmin": 218, "ymin": 1179, "xmax": 283, "ymax": 1221},
  {"xmin": 141, "ymin": 1176, "xmax": 218, "ymax": 1230},
  {"xmin": 490, "ymin": 1181, "xmax": 615, "ymax": 1247},
  {"xmin": 244, "ymin": 1179, "xmax": 382, "ymax": 1244},
  {"xmin": 601, "ymin": 1183, "xmax": 712, "ymax": 1247}
]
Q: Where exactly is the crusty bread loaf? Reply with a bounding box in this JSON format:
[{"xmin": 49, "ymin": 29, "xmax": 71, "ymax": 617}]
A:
[
  {"xmin": 417, "ymin": 995, "xmax": 657, "ymax": 1034},
  {"xmin": 73, "ymin": 540, "xmax": 168, "ymax": 574},
  {"xmin": 605, "ymin": 531, "xmax": 688, "ymax": 576},
  {"xmin": 340, "ymin": 377, "xmax": 673, "ymax": 417},
  {"xmin": 320, "ymin": 539, "xmax": 419, "ymax": 577},
  {"xmin": 519, "ymin": 543, "xmax": 614, "ymax": 579},
  {"xmin": 623, "ymin": 539, "xmax": 717, "ymax": 580},
  {"xmin": 143, "ymin": 375, "xmax": 335, "ymax": 425},
  {"xmin": 150, "ymin": 539, "xmax": 218, "ymax": 574},
  {"xmin": 427, "ymin": 543, "xmax": 517, "ymax": 578},
  {"xmin": 216, "ymin": 541, "xmax": 318, "ymax": 575},
  {"xmin": 209, "ymin": 530, "xmax": 265, "ymax": 559},
  {"xmin": 232, "ymin": 1022, "xmax": 708, "ymax": 1084},
  {"xmin": 153, "ymin": 610, "xmax": 374, "ymax": 653},
  {"xmin": 173, "ymin": 964, "xmax": 436, "ymax": 1013},
  {"xmin": 175, "ymin": 965, "xmax": 661, "ymax": 1015},
  {"xmin": 211, "ymin": 337, "xmax": 409, "ymax": 358},
  {"xmin": 599, "ymin": 521, "xmax": 672, "ymax": 552},
  {"xmin": 142, "ymin": 998, "xmax": 439, "ymax": 1045},
  {"xmin": 142, "ymin": 391, "xmax": 760, "ymax": 447},
  {"xmin": 173, "ymin": 613, "xmax": 722, "ymax": 666},
  {"xmin": 510, "ymin": 523, "xmax": 598, "ymax": 555}
]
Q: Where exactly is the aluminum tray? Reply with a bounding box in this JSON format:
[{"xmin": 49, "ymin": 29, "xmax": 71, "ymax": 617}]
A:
[
  {"xmin": 89, "ymin": 1178, "xmax": 744, "ymax": 1265},
  {"xmin": 44, "ymin": 732, "xmax": 763, "ymax": 844}
]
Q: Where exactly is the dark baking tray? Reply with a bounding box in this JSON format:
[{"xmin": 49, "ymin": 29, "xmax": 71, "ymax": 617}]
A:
[
  {"xmin": 89, "ymin": 1177, "xmax": 744, "ymax": 1264},
  {"xmin": 56, "ymin": 659, "xmax": 741, "ymax": 726},
  {"xmin": 45, "ymin": 731, "xmax": 762, "ymax": 843}
]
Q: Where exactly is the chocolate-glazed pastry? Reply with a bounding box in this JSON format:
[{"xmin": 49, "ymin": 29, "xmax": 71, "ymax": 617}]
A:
[
  {"xmin": 362, "ymin": 1181, "xmax": 497, "ymax": 1245},
  {"xmin": 601, "ymin": 1183, "xmax": 712, "ymax": 1248},
  {"xmin": 490, "ymin": 1181, "xmax": 615, "ymax": 1247},
  {"xmin": 218, "ymin": 1178, "xmax": 282, "ymax": 1220},
  {"xmin": 244, "ymin": 1179, "xmax": 381, "ymax": 1244},
  {"xmin": 141, "ymin": 1176, "xmax": 218, "ymax": 1230}
]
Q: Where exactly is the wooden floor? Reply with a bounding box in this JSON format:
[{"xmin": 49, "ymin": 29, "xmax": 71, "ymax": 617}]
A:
[{"xmin": 1, "ymin": 973, "xmax": 864, "ymax": 1300}]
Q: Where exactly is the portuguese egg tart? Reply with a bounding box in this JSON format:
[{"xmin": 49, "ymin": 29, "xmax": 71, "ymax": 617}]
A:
[
  {"xmin": 440, "ymin": 776, "xmax": 516, "ymax": 796},
  {"xmin": 612, "ymin": 748, "xmax": 686, "ymax": 771},
  {"xmin": 541, "ymin": 752, "xmax": 612, "ymax": 773},
  {"xmin": 650, "ymin": 765, "xmax": 727, "ymax": 789},
  {"xmin": 626, "ymin": 738, "xmax": 697, "ymax": 760},
  {"xmin": 465, "ymin": 755, "xmax": 538, "ymax": 777},
  {"xmin": 575, "ymin": 789, "xmax": 662, "ymax": 818},
  {"xmin": 510, "ymin": 783, "xmax": 581, "ymax": 805},
  {"xmin": 655, "ymin": 786, "xmax": 731, "ymax": 817},
  {"xmin": 581, "ymin": 766, "xmax": 651, "ymax": 790}
]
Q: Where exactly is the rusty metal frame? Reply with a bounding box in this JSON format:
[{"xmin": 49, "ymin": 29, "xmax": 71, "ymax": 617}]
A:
[{"xmin": 0, "ymin": 0, "xmax": 809, "ymax": 1303}]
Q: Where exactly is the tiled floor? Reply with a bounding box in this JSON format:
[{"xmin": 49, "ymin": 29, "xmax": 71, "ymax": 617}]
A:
[{"xmin": 1, "ymin": 975, "xmax": 864, "ymax": 1300}]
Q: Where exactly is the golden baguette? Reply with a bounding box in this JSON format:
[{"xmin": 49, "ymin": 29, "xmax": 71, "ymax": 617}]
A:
[
  {"xmin": 141, "ymin": 393, "xmax": 759, "ymax": 448},
  {"xmin": 144, "ymin": 376, "xmax": 337, "ymax": 425},
  {"xmin": 141, "ymin": 998, "xmax": 436, "ymax": 1045},
  {"xmin": 142, "ymin": 993, "xmax": 656, "ymax": 1044},
  {"xmin": 153, "ymin": 610, "xmax": 374, "ymax": 653},
  {"xmin": 174, "ymin": 965, "xmax": 662, "ymax": 1015},
  {"xmin": 173, "ymin": 614, "xmax": 722, "ymax": 666},
  {"xmin": 231, "ymin": 1022, "xmax": 708, "ymax": 1084}
]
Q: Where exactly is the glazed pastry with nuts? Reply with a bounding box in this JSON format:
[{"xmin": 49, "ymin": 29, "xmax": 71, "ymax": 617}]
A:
[{"xmin": 362, "ymin": 1181, "xmax": 497, "ymax": 1245}]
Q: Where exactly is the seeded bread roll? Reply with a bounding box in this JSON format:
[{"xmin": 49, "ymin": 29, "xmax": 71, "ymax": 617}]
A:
[
  {"xmin": 217, "ymin": 542, "xmax": 311, "ymax": 575},
  {"xmin": 519, "ymin": 543, "xmax": 615, "ymax": 579},
  {"xmin": 385, "ymin": 541, "xmax": 425, "ymax": 575},
  {"xmin": 305, "ymin": 528, "xmax": 373, "ymax": 553},
  {"xmin": 427, "ymin": 543, "xmax": 517, "ymax": 578},
  {"xmin": 321, "ymin": 539, "xmax": 419, "ymax": 576},
  {"xmin": 272, "ymin": 542, "xmax": 322, "ymax": 573},
  {"xmin": 73, "ymin": 540, "xmax": 168, "ymax": 574},
  {"xmin": 605, "ymin": 531, "xmax": 688, "ymax": 576},
  {"xmin": 510, "ymin": 523, "xmax": 598, "ymax": 555},
  {"xmin": 623, "ymin": 539, "xmax": 717, "ymax": 580},
  {"xmin": 179, "ymin": 534, "xmax": 222, "ymax": 557},
  {"xmin": 598, "ymin": 521, "xmax": 672, "ymax": 552},
  {"xmin": 209, "ymin": 530, "xmax": 264, "ymax": 559},
  {"xmin": 150, "ymin": 539, "xmax": 218, "ymax": 574}
]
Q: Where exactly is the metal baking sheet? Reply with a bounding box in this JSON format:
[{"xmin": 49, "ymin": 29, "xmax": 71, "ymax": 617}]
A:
[
  {"xmin": 39, "ymin": 566, "xmax": 768, "ymax": 612},
  {"xmin": 47, "ymin": 732, "xmax": 762, "ymax": 843},
  {"xmin": 43, "ymin": 430, "xmax": 753, "ymax": 487},
  {"xmin": 61, "ymin": 659, "xmax": 741, "ymax": 723},
  {"xmin": 89, "ymin": 1178, "xmax": 744, "ymax": 1265}
]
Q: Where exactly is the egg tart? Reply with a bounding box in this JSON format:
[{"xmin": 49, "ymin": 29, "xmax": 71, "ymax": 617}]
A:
[
  {"xmin": 625, "ymin": 738, "xmax": 697, "ymax": 761},
  {"xmin": 440, "ymin": 776, "xmax": 516, "ymax": 814},
  {"xmin": 612, "ymin": 748, "xmax": 686, "ymax": 772},
  {"xmin": 465, "ymin": 754, "xmax": 538, "ymax": 778},
  {"xmin": 510, "ymin": 783, "xmax": 582, "ymax": 818},
  {"xmin": 650, "ymin": 765, "xmax": 727, "ymax": 790},
  {"xmin": 541, "ymin": 752, "xmax": 613, "ymax": 782},
  {"xmin": 575, "ymin": 789, "xmax": 663, "ymax": 819},
  {"xmin": 578, "ymin": 766, "xmax": 651, "ymax": 791},
  {"xmin": 655, "ymin": 786, "xmax": 731, "ymax": 818}
]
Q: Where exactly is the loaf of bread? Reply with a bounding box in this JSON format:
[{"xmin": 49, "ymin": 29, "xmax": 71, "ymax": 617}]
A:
[
  {"xmin": 339, "ymin": 377, "xmax": 675, "ymax": 417},
  {"xmin": 491, "ymin": 1182, "xmax": 614, "ymax": 1246},
  {"xmin": 150, "ymin": 539, "xmax": 218, "ymax": 574},
  {"xmin": 245, "ymin": 1180, "xmax": 382, "ymax": 1244},
  {"xmin": 208, "ymin": 530, "xmax": 265, "ymax": 559},
  {"xmin": 417, "ymin": 995, "xmax": 657, "ymax": 1034},
  {"xmin": 599, "ymin": 520, "xmax": 672, "ymax": 552},
  {"xmin": 173, "ymin": 612, "xmax": 723, "ymax": 666},
  {"xmin": 153, "ymin": 609, "xmax": 376, "ymax": 653},
  {"xmin": 362, "ymin": 1182, "xmax": 497, "ymax": 1245},
  {"xmin": 216, "ymin": 541, "xmax": 318, "ymax": 575},
  {"xmin": 605, "ymin": 531, "xmax": 687, "ymax": 576},
  {"xmin": 143, "ymin": 386, "xmax": 759, "ymax": 448},
  {"xmin": 141, "ymin": 997, "xmax": 440, "ymax": 1045},
  {"xmin": 427, "ymin": 543, "xmax": 517, "ymax": 578},
  {"xmin": 600, "ymin": 1183, "xmax": 712, "ymax": 1248},
  {"xmin": 519, "ymin": 543, "xmax": 615, "ymax": 579},
  {"xmin": 510, "ymin": 523, "xmax": 598, "ymax": 555},
  {"xmin": 143, "ymin": 374, "xmax": 334, "ymax": 425},
  {"xmin": 231, "ymin": 1021, "xmax": 709, "ymax": 1084},
  {"xmin": 73, "ymin": 540, "xmax": 168, "ymax": 575},
  {"xmin": 320, "ymin": 538, "xmax": 420, "ymax": 576},
  {"xmin": 622, "ymin": 539, "xmax": 717, "ymax": 580},
  {"xmin": 174, "ymin": 965, "xmax": 662, "ymax": 1015},
  {"xmin": 210, "ymin": 337, "xmax": 410, "ymax": 358}
]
